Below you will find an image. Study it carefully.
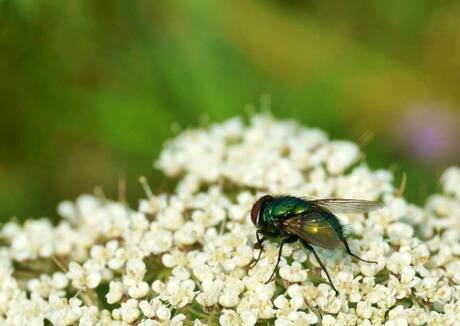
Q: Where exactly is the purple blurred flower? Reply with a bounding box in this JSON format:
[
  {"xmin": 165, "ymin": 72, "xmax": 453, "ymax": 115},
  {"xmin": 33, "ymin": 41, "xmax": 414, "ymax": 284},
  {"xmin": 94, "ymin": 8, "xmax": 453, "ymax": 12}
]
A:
[{"xmin": 394, "ymin": 104, "xmax": 460, "ymax": 163}]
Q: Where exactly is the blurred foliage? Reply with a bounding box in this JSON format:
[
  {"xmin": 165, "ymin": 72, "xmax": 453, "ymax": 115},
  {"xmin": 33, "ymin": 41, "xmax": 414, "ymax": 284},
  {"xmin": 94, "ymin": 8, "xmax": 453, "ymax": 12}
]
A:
[{"xmin": 1, "ymin": 0, "xmax": 460, "ymax": 220}]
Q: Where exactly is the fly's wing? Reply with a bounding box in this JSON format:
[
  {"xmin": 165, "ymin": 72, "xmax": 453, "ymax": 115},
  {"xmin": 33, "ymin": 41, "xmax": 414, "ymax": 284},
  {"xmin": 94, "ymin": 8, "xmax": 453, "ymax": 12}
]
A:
[
  {"xmin": 281, "ymin": 212, "xmax": 342, "ymax": 249},
  {"xmin": 309, "ymin": 198, "xmax": 383, "ymax": 214}
]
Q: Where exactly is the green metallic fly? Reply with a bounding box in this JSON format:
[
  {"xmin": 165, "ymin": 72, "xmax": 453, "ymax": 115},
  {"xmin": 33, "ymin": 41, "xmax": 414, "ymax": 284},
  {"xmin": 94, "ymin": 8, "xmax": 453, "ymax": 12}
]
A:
[{"xmin": 249, "ymin": 195, "xmax": 383, "ymax": 293}]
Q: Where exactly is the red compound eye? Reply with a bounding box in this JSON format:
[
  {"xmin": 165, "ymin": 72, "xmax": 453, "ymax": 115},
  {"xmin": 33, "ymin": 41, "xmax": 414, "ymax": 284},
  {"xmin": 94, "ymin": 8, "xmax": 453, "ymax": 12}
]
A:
[
  {"xmin": 250, "ymin": 199, "xmax": 263, "ymax": 226},
  {"xmin": 250, "ymin": 195, "xmax": 273, "ymax": 226}
]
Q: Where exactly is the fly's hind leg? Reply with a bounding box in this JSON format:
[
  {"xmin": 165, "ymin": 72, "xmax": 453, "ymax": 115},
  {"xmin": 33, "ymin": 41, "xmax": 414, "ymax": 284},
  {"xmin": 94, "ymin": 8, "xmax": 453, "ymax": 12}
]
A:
[
  {"xmin": 300, "ymin": 239, "xmax": 338, "ymax": 295},
  {"xmin": 341, "ymin": 238, "xmax": 376, "ymax": 264},
  {"xmin": 265, "ymin": 235, "xmax": 297, "ymax": 284}
]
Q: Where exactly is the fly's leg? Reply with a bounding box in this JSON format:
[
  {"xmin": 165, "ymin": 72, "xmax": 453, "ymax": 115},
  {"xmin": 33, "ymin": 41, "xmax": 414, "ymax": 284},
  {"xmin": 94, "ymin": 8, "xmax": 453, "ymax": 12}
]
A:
[
  {"xmin": 300, "ymin": 240, "xmax": 338, "ymax": 295},
  {"xmin": 341, "ymin": 238, "xmax": 377, "ymax": 264},
  {"xmin": 249, "ymin": 231, "xmax": 265, "ymax": 269},
  {"xmin": 265, "ymin": 236, "xmax": 297, "ymax": 284}
]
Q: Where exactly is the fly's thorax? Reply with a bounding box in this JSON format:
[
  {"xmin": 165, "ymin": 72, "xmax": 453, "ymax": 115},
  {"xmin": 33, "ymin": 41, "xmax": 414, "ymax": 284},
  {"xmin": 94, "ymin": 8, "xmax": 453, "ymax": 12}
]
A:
[
  {"xmin": 257, "ymin": 196, "xmax": 312, "ymax": 236},
  {"xmin": 253, "ymin": 196, "xmax": 312, "ymax": 234},
  {"xmin": 265, "ymin": 196, "xmax": 311, "ymax": 219}
]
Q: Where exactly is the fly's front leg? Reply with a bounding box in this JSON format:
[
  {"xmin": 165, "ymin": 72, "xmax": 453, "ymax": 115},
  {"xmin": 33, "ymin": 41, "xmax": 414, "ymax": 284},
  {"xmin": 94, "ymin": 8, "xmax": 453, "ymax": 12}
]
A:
[
  {"xmin": 265, "ymin": 235, "xmax": 297, "ymax": 284},
  {"xmin": 249, "ymin": 230, "xmax": 265, "ymax": 269}
]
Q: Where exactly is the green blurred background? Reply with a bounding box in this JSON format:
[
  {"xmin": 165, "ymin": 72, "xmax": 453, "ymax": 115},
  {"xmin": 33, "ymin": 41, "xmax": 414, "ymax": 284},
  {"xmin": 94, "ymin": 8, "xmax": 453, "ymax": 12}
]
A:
[{"xmin": 1, "ymin": 0, "xmax": 460, "ymax": 220}]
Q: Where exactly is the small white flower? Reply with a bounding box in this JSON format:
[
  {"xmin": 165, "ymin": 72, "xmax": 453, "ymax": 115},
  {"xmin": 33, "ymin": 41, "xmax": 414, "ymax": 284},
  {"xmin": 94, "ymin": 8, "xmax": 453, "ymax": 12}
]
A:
[
  {"xmin": 279, "ymin": 261, "xmax": 307, "ymax": 283},
  {"xmin": 164, "ymin": 278, "xmax": 197, "ymax": 308},
  {"xmin": 57, "ymin": 200, "xmax": 77, "ymax": 223},
  {"xmin": 219, "ymin": 309, "xmax": 257, "ymax": 326},
  {"xmin": 157, "ymin": 206, "xmax": 184, "ymax": 231},
  {"xmin": 356, "ymin": 300, "xmax": 374, "ymax": 319},
  {"xmin": 316, "ymin": 287, "xmax": 342, "ymax": 314},
  {"xmin": 232, "ymin": 244, "xmax": 253, "ymax": 267},
  {"xmin": 139, "ymin": 300, "xmax": 154, "ymax": 318},
  {"xmin": 414, "ymin": 276, "xmax": 440, "ymax": 301},
  {"xmin": 387, "ymin": 222, "xmax": 414, "ymax": 244},
  {"xmin": 322, "ymin": 141, "xmax": 360, "ymax": 175},
  {"xmin": 52, "ymin": 272, "xmax": 69, "ymax": 289},
  {"xmin": 142, "ymin": 229, "xmax": 173, "ymax": 255},
  {"xmin": 123, "ymin": 259, "xmax": 146, "ymax": 287},
  {"xmin": 387, "ymin": 267, "xmax": 419, "ymax": 299},
  {"xmin": 108, "ymin": 247, "xmax": 127, "ymax": 270},
  {"xmin": 273, "ymin": 294, "xmax": 304, "ymax": 322},
  {"xmin": 67, "ymin": 261, "xmax": 101, "ymax": 291},
  {"xmin": 367, "ymin": 284, "xmax": 392, "ymax": 308},
  {"xmin": 321, "ymin": 315, "xmax": 337, "ymax": 326},
  {"xmin": 156, "ymin": 304, "xmax": 172, "ymax": 320},
  {"xmin": 119, "ymin": 299, "xmax": 140, "ymax": 323},
  {"xmin": 27, "ymin": 272, "xmax": 68, "ymax": 298},
  {"xmin": 434, "ymin": 286, "xmax": 453, "ymax": 303},
  {"xmin": 90, "ymin": 241, "xmax": 118, "ymax": 269},
  {"xmin": 219, "ymin": 289, "xmax": 240, "ymax": 308},
  {"xmin": 446, "ymin": 260, "xmax": 460, "ymax": 284},
  {"xmin": 162, "ymin": 249, "xmax": 188, "ymax": 268},
  {"xmin": 106, "ymin": 281, "xmax": 124, "ymax": 304},
  {"xmin": 441, "ymin": 166, "xmax": 460, "ymax": 199},
  {"xmin": 128, "ymin": 281, "xmax": 149, "ymax": 299},
  {"xmin": 386, "ymin": 251, "xmax": 412, "ymax": 274},
  {"xmin": 196, "ymin": 278, "xmax": 223, "ymax": 307},
  {"xmin": 174, "ymin": 221, "xmax": 204, "ymax": 246},
  {"xmin": 79, "ymin": 305, "xmax": 99, "ymax": 326}
]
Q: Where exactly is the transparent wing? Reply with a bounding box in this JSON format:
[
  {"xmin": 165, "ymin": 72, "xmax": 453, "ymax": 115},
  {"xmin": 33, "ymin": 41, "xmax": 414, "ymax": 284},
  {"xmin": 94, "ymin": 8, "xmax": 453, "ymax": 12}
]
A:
[
  {"xmin": 310, "ymin": 198, "xmax": 383, "ymax": 214},
  {"xmin": 281, "ymin": 213, "xmax": 341, "ymax": 249}
]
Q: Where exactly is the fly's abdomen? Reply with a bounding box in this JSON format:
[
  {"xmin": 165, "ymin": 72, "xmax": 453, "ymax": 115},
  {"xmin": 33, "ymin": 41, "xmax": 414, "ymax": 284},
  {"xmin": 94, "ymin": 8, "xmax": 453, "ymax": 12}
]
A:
[
  {"xmin": 300, "ymin": 213, "xmax": 342, "ymax": 249},
  {"xmin": 322, "ymin": 211, "xmax": 346, "ymax": 238}
]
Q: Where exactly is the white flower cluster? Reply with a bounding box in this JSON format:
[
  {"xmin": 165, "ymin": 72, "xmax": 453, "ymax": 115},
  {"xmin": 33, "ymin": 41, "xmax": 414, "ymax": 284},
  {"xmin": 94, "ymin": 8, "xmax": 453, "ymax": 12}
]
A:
[{"xmin": 1, "ymin": 114, "xmax": 460, "ymax": 325}]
